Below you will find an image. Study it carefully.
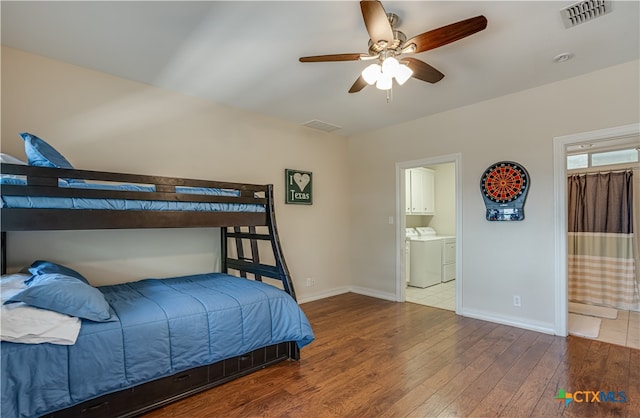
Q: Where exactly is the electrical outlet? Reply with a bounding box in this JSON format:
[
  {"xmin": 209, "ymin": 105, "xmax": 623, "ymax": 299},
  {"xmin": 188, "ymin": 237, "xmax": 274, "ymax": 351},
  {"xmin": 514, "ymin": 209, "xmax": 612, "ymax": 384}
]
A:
[
  {"xmin": 513, "ymin": 295, "xmax": 521, "ymax": 307},
  {"xmin": 306, "ymin": 277, "xmax": 315, "ymax": 287}
]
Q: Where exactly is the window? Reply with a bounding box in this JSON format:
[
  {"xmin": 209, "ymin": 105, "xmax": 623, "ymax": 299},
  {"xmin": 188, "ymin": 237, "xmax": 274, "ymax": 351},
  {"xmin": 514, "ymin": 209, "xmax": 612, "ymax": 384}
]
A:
[
  {"xmin": 567, "ymin": 153, "xmax": 588, "ymax": 170},
  {"xmin": 567, "ymin": 147, "xmax": 638, "ymax": 170},
  {"xmin": 591, "ymin": 148, "xmax": 638, "ymax": 167}
]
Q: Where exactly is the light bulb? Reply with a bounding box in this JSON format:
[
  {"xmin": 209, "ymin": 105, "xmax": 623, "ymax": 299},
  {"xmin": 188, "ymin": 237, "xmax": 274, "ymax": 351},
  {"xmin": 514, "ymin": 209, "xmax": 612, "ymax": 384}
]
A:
[
  {"xmin": 376, "ymin": 73, "xmax": 392, "ymax": 90},
  {"xmin": 381, "ymin": 57, "xmax": 400, "ymax": 75},
  {"xmin": 394, "ymin": 64, "xmax": 413, "ymax": 85},
  {"xmin": 362, "ymin": 64, "xmax": 382, "ymax": 85}
]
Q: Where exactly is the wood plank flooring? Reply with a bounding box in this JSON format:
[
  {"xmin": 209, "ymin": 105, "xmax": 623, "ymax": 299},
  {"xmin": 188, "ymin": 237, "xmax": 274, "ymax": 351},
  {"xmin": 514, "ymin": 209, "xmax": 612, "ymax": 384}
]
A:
[{"xmin": 144, "ymin": 293, "xmax": 639, "ymax": 417}]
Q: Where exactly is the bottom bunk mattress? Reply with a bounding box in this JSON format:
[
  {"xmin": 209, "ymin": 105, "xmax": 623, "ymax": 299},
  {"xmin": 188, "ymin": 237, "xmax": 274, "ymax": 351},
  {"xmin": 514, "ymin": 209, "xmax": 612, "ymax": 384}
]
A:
[{"xmin": 1, "ymin": 273, "xmax": 314, "ymax": 418}]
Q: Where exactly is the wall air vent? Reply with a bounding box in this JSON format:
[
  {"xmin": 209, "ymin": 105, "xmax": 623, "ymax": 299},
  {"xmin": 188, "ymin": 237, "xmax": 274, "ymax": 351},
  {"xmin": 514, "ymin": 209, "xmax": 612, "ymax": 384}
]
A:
[
  {"xmin": 561, "ymin": 0, "xmax": 612, "ymax": 28},
  {"xmin": 302, "ymin": 120, "xmax": 342, "ymax": 133}
]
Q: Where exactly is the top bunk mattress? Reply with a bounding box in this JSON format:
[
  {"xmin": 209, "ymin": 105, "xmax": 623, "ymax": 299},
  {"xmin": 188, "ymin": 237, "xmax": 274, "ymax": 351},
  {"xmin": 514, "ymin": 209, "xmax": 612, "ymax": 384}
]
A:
[{"xmin": 0, "ymin": 177, "xmax": 266, "ymax": 213}]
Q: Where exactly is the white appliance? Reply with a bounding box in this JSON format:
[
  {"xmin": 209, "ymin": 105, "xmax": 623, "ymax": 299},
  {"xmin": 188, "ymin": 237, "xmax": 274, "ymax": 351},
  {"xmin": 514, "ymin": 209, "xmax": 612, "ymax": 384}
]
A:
[
  {"xmin": 407, "ymin": 227, "xmax": 456, "ymax": 287},
  {"xmin": 408, "ymin": 227, "xmax": 441, "ymax": 288},
  {"xmin": 405, "ymin": 228, "xmax": 420, "ymax": 239},
  {"xmin": 415, "ymin": 227, "xmax": 437, "ymax": 237},
  {"xmin": 405, "ymin": 228, "xmax": 418, "ymax": 283},
  {"xmin": 442, "ymin": 238, "xmax": 456, "ymax": 282},
  {"xmin": 409, "ymin": 238, "xmax": 442, "ymax": 288}
]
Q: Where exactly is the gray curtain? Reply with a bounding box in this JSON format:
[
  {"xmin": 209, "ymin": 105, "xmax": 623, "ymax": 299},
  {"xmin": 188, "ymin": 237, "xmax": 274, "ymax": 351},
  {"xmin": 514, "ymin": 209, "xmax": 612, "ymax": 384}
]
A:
[
  {"xmin": 567, "ymin": 170, "xmax": 639, "ymax": 310},
  {"xmin": 568, "ymin": 170, "xmax": 633, "ymax": 234}
]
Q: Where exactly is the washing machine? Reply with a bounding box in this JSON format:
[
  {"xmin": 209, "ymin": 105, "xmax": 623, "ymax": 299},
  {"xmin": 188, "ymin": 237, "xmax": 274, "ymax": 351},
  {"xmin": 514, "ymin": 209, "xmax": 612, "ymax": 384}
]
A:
[
  {"xmin": 406, "ymin": 227, "xmax": 441, "ymax": 288},
  {"xmin": 409, "ymin": 234, "xmax": 443, "ymax": 288}
]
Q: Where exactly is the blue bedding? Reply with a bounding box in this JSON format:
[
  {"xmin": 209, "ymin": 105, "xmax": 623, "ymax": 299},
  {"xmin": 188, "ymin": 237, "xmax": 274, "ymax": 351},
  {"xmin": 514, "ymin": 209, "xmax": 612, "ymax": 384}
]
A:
[
  {"xmin": 1, "ymin": 273, "xmax": 314, "ymax": 418},
  {"xmin": 0, "ymin": 177, "xmax": 265, "ymax": 212}
]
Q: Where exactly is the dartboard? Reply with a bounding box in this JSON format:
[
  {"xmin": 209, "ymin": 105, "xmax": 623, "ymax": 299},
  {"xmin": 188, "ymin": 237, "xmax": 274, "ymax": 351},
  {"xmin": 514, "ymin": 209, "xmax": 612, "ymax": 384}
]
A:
[{"xmin": 481, "ymin": 161, "xmax": 528, "ymax": 203}]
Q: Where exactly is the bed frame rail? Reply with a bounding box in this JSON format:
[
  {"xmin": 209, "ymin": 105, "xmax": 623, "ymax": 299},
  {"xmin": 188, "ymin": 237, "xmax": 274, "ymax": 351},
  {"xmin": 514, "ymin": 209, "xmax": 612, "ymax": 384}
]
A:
[
  {"xmin": 1, "ymin": 164, "xmax": 269, "ymax": 233},
  {"xmin": 43, "ymin": 341, "xmax": 297, "ymax": 418}
]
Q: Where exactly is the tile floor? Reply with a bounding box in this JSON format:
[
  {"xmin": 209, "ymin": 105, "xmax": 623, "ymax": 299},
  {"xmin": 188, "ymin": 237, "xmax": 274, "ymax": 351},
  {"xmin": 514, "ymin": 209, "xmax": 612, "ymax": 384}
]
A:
[
  {"xmin": 593, "ymin": 309, "xmax": 640, "ymax": 349},
  {"xmin": 405, "ymin": 280, "xmax": 455, "ymax": 311}
]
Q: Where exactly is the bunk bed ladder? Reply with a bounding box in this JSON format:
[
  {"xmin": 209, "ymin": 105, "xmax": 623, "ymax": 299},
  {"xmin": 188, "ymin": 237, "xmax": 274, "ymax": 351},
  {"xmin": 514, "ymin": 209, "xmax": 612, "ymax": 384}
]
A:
[
  {"xmin": 223, "ymin": 186, "xmax": 296, "ymax": 298},
  {"xmin": 221, "ymin": 185, "xmax": 300, "ymax": 360}
]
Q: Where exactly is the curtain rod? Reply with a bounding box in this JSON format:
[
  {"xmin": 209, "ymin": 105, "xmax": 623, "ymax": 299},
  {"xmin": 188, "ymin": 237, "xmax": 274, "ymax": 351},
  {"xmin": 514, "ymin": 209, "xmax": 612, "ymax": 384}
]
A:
[{"xmin": 568, "ymin": 167, "xmax": 637, "ymax": 175}]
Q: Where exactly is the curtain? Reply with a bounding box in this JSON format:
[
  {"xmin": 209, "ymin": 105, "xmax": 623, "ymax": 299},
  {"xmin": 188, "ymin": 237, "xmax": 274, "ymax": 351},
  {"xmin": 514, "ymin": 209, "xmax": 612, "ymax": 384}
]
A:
[{"xmin": 568, "ymin": 170, "xmax": 639, "ymax": 311}]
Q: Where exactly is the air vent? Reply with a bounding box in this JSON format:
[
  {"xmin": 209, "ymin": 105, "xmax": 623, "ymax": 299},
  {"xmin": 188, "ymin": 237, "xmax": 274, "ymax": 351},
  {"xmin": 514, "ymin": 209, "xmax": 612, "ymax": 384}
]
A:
[
  {"xmin": 561, "ymin": 0, "xmax": 612, "ymax": 28},
  {"xmin": 302, "ymin": 120, "xmax": 342, "ymax": 133}
]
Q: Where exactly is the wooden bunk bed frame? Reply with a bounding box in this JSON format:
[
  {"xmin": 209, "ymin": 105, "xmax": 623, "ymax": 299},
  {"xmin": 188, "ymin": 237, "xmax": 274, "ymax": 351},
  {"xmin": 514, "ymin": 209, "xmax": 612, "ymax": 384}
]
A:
[{"xmin": 1, "ymin": 163, "xmax": 299, "ymax": 418}]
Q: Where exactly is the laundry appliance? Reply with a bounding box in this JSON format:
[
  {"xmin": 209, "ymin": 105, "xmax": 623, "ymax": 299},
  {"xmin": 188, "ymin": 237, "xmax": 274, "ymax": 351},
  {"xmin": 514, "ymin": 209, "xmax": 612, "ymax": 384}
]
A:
[
  {"xmin": 404, "ymin": 228, "xmax": 418, "ymax": 284},
  {"xmin": 407, "ymin": 227, "xmax": 456, "ymax": 288}
]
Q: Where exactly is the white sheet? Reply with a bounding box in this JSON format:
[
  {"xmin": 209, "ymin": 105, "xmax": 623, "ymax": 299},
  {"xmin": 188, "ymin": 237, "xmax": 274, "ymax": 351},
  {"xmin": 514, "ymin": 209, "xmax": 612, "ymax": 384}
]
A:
[{"xmin": 1, "ymin": 273, "xmax": 81, "ymax": 345}]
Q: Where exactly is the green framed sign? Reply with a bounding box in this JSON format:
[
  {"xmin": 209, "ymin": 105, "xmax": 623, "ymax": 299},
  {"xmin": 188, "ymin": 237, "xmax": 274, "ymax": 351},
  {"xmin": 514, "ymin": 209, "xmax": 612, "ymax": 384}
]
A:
[{"xmin": 285, "ymin": 169, "xmax": 312, "ymax": 205}]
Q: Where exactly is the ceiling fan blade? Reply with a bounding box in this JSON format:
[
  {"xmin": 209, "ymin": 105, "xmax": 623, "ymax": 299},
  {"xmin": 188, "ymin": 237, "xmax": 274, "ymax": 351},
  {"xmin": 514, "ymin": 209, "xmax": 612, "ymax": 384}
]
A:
[
  {"xmin": 299, "ymin": 53, "xmax": 363, "ymax": 63},
  {"xmin": 404, "ymin": 15, "xmax": 487, "ymax": 54},
  {"xmin": 360, "ymin": 0, "xmax": 394, "ymax": 47},
  {"xmin": 403, "ymin": 57, "xmax": 445, "ymax": 84},
  {"xmin": 349, "ymin": 75, "xmax": 368, "ymax": 93}
]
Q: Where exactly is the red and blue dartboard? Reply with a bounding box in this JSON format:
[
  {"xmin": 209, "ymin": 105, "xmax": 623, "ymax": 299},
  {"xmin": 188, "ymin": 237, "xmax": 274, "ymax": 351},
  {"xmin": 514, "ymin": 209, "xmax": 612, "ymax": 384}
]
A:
[{"xmin": 480, "ymin": 161, "xmax": 529, "ymax": 221}]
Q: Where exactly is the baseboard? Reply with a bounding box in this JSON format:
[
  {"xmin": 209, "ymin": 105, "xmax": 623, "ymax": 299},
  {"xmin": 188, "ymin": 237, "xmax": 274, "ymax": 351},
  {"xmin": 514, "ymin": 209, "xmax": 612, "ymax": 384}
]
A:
[
  {"xmin": 297, "ymin": 287, "xmax": 350, "ymax": 304},
  {"xmin": 348, "ymin": 286, "xmax": 397, "ymax": 302},
  {"xmin": 297, "ymin": 286, "xmax": 397, "ymax": 304},
  {"xmin": 461, "ymin": 307, "xmax": 556, "ymax": 335}
]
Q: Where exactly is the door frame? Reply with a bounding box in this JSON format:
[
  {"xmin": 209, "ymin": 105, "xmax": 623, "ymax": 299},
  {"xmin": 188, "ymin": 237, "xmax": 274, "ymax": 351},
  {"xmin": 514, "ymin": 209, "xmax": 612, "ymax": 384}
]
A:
[
  {"xmin": 553, "ymin": 122, "xmax": 639, "ymax": 336},
  {"xmin": 395, "ymin": 153, "xmax": 462, "ymax": 314}
]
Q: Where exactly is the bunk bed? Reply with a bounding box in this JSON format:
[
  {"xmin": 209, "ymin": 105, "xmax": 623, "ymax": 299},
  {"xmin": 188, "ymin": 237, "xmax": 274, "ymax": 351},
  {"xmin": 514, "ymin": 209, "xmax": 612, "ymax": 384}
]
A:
[{"xmin": 1, "ymin": 161, "xmax": 314, "ymax": 418}]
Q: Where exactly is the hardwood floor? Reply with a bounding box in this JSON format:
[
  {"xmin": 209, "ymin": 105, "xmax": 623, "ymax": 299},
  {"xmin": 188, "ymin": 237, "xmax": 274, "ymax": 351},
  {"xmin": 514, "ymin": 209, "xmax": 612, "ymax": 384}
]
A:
[{"xmin": 144, "ymin": 293, "xmax": 639, "ymax": 418}]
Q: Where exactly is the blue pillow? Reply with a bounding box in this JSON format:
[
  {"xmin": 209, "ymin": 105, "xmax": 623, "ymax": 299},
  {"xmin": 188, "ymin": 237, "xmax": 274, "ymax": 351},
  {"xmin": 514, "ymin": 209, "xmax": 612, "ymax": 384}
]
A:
[
  {"xmin": 5, "ymin": 273, "xmax": 114, "ymax": 322},
  {"xmin": 20, "ymin": 132, "xmax": 75, "ymax": 169},
  {"xmin": 27, "ymin": 260, "xmax": 90, "ymax": 285}
]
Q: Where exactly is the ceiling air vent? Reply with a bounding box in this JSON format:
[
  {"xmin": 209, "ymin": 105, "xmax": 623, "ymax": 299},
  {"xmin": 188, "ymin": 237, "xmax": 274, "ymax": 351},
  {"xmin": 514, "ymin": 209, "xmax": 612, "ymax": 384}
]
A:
[
  {"xmin": 561, "ymin": 0, "xmax": 612, "ymax": 28},
  {"xmin": 302, "ymin": 120, "xmax": 342, "ymax": 133}
]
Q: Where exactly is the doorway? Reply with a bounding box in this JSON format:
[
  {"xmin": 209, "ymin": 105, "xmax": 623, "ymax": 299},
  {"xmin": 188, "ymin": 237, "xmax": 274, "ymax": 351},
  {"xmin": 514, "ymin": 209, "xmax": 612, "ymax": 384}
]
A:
[
  {"xmin": 553, "ymin": 123, "xmax": 640, "ymax": 338},
  {"xmin": 396, "ymin": 154, "xmax": 462, "ymax": 314}
]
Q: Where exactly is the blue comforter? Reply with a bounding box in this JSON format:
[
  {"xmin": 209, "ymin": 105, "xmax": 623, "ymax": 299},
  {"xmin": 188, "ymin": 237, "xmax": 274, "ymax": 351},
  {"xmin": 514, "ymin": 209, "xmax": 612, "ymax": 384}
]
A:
[{"xmin": 1, "ymin": 273, "xmax": 314, "ymax": 418}]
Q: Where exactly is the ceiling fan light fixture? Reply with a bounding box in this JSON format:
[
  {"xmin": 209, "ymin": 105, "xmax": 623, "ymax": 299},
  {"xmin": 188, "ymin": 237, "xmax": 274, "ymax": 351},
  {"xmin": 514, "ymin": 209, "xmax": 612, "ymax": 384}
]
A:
[
  {"xmin": 363, "ymin": 57, "xmax": 413, "ymax": 90},
  {"xmin": 362, "ymin": 63, "xmax": 382, "ymax": 85},
  {"xmin": 376, "ymin": 73, "xmax": 393, "ymax": 90},
  {"xmin": 394, "ymin": 64, "xmax": 413, "ymax": 85},
  {"xmin": 381, "ymin": 56, "xmax": 400, "ymax": 74}
]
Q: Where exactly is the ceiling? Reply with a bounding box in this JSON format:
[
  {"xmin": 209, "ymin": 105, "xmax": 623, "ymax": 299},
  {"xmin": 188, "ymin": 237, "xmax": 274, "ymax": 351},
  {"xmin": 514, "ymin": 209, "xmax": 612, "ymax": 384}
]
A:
[{"xmin": 2, "ymin": 1, "xmax": 639, "ymax": 137}]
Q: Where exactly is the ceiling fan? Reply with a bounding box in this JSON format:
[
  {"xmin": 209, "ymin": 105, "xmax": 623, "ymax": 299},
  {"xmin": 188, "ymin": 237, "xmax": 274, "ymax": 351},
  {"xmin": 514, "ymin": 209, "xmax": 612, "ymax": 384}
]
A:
[{"xmin": 299, "ymin": 0, "xmax": 487, "ymax": 94}]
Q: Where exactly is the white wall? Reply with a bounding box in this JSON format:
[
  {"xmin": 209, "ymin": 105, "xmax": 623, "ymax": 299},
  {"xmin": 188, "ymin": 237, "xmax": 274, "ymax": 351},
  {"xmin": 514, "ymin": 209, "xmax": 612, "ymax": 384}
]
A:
[
  {"xmin": 1, "ymin": 46, "xmax": 351, "ymax": 302},
  {"xmin": 348, "ymin": 60, "xmax": 640, "ymax": 333},
  {"xmin": 427, "ymin": 163, "xmax": 456, "ymax": 236}
]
